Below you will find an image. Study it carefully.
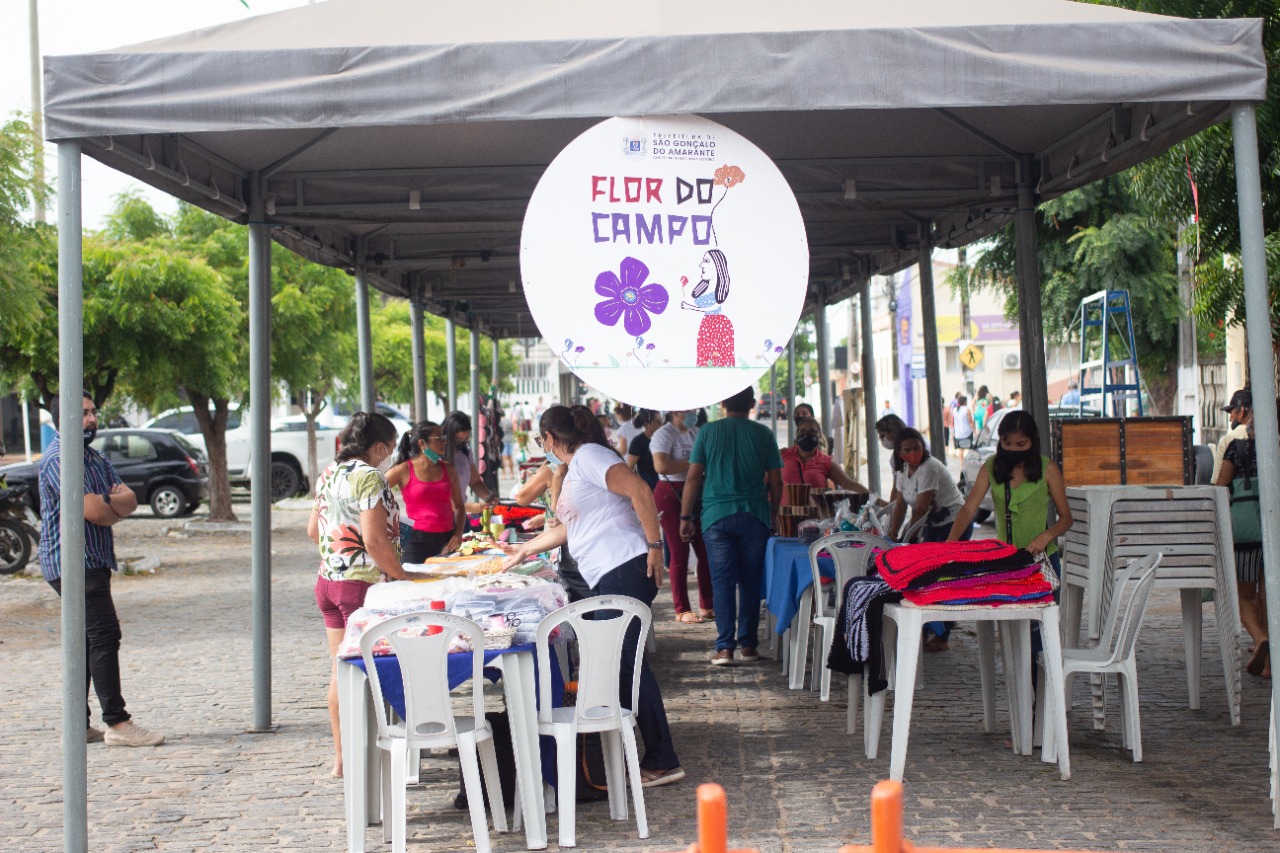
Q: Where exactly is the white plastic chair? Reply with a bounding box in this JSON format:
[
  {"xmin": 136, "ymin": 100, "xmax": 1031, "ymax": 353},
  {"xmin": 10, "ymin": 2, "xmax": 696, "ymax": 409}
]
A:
[
  {"xmin": 360, "ymin": 611, "xmax": 508, "ymax": 853},
  {"xmin": 535, "ymin": 596, "xmax": 651, "ymax": 848},
  {"xmin": 1039, "ymin": 553, "xmax": 1161, "ymax": 763},
  {"xmin": 898, "ymin": 516, "xmax": 928, "ymax": 544},
  {"xmin": 806, "ymin": 532, "xmax": 894, "ymax": 702}
]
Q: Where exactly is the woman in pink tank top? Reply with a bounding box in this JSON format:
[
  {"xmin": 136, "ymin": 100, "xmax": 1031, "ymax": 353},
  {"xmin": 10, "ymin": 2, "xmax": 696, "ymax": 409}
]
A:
[{"xmin": 385, "ymin": 421, "xmax": 466, "ymax": 563}]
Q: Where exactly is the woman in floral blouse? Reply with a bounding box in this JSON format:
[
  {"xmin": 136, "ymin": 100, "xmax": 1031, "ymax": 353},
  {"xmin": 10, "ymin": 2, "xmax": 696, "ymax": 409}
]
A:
[{"xmin": 307, "ymin": 411, "xmax": 407, "ymax": 777}]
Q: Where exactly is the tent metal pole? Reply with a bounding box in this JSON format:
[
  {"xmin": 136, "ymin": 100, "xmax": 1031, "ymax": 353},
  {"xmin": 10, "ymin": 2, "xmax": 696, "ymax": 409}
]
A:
[
  {"xmin": 446, "ymin": 310, "xmax": 458, "ymax": 411},
  {"xmin": 770, "ymin": 361, "xmax": 778, "ymax": 437},
  {"xmin": 787, "ymin": 338, "xmax": 797, "ymax": 446},
  {"xmin": 409, "ymin": 283, "xmax": 427, "ymax": 422},
  {"xmin": 469, "ymin": 324, "xmax": 481, "ymax": 475},
  {"xmin": 860, "ymin": 281, "xmax": 881, "ymax": 495},
  {"xmin": 57, "ymin": 140, "xmax": 88, "ymax": 853},
  {"xmin": 354, "ymin": 240, "xmax": 375, "ymax": 412},
  {"xmin": 1231, "ymin": 104, "xmax": 1280, "ymax": 799},
  {"xmin": 492, "ymin": 336, "xmax": 500, "ymax": 390},
  {"xmin": 1015, "ymin": 155, "xmax": 1050, "ymax": 452},
  {"xmin": 247, "ymin": 173, "xmax": 275, "ymax": 733},
  {"xmin": 816, "ymin": 293, "xmax": 832, "ymax": 441},
  {"xmin": 916, "ymin": 228, "xmax": 946, "ymax": 459}
]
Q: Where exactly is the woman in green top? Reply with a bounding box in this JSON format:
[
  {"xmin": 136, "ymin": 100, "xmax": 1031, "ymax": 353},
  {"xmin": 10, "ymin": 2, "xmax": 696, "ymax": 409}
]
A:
[{"xmin": 947, "ymin": 410, "xmax": 1072, "ymax": 572}]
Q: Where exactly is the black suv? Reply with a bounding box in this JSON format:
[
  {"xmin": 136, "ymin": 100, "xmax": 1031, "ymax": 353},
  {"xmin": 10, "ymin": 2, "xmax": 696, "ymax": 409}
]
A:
[
  {"xmin": 757, "ymin": 392, "xmax": 788, "ymax": 420},
  {"xmin": 0, "ymin": 428, "xmax": 209, "ymax": 519}
]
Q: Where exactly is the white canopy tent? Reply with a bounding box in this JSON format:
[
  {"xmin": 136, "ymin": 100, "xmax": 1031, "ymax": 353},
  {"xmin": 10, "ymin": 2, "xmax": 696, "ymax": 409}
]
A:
[{"xmin": 42, "ymin": 1, "xmax": 1276, "ymax": 848}]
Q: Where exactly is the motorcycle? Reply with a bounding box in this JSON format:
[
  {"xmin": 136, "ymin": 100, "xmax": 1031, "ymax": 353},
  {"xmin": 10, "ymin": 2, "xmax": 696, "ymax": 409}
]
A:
[{"xmin": 0, "ymin": 476, "xmax": 40, "ymax": 574}]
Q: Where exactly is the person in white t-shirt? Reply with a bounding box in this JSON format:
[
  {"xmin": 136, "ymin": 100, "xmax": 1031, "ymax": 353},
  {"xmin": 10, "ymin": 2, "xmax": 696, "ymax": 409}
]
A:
[
  {"xmin": 952, "ymin": 395, "xmax": 975, "ymax": 459},
  {"xmin": 651, "ymin": 411, "xmax": 713, "ymax": 622},
  {"xmin": 500, "ymin": 405, "xmax": 685, "ymax": 788},
  {"xmin": 888, "ymin": 427, "xmax": 969, "ymax": 543},
  {"xmin": 612, "ymin": 403, "xmax": 641, "ymax": 457}
]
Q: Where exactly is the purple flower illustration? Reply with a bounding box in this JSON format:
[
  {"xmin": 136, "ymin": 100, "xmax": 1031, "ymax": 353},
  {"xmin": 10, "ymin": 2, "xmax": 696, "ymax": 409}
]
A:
[{"xmin": 594, "ymin": 257, "xmax": 669, "ymax": 337}]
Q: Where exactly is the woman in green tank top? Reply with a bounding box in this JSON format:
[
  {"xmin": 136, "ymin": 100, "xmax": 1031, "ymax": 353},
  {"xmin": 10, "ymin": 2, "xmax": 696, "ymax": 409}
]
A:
[{"xmin": 947, "ymin": 410, "xmax": 1072, "ymax": 567}]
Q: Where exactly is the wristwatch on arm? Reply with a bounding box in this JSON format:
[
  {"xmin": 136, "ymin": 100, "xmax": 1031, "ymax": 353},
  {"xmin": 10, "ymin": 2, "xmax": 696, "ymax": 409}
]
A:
[{"xmin": 647, "ymin": 540, "xmax": 663, "ymax": 550}]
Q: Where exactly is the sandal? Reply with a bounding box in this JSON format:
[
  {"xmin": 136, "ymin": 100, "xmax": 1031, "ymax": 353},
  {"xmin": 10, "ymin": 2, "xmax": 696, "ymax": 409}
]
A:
[
  {"xmin": 640, "ymin": 766, "xmax": 686, "ymax": 788},
  {"xmin": 698, "ymin": 609, "xmax": 715, "ymax": 621},
  {"xmin": 675, "ymin": 611, "xmax": 704, "ymax": 624}
]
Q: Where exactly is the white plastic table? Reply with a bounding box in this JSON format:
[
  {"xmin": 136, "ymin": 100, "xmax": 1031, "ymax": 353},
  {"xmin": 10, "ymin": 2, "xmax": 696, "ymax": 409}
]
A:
[
  {"xmin": 1060, "ymin": 485, "xmax": 1241, "ymax": 725},
  {"xmin": 338, "ymin": 647, "xmax": 548, "ymax": 852},
  {"xmin": 881, "ymin": 602, "xmax": 1071, "ymax": 783}
]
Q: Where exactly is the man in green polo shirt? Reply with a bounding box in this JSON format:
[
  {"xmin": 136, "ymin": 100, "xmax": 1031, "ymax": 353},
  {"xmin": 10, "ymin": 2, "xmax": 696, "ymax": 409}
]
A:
[{"xmin": 679, "ymin": 387, "xmax": 782, "ymax": 666}]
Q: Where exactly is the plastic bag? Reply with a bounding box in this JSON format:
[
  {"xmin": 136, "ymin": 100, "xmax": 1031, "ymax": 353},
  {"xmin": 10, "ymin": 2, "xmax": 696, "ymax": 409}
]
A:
[{"xmin": 448, "ymin": 579, "xmax": 571, "ymax": 645}]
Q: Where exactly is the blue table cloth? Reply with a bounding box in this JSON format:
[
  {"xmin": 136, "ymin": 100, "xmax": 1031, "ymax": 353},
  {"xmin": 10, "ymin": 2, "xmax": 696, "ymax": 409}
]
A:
[
  {"xmin": 763, "ymin": 537, "xmax": 836, "ymax": 635},
  {"xmin": 351, "ymin": 643, "xmax": 564, "ymax": 721}
]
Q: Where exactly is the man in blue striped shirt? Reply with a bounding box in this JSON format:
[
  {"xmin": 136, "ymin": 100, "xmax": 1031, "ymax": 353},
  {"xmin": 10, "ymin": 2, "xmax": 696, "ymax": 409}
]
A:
[{"xmin": 39, "ymin": 392, "xmax": 164, "ymax": 747}]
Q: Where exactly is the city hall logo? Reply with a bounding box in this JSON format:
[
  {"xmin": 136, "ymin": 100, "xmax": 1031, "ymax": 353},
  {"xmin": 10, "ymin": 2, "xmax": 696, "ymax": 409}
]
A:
[{"xmin": 622, "ymin": 135, "xmax": 647, "ymax": 156}]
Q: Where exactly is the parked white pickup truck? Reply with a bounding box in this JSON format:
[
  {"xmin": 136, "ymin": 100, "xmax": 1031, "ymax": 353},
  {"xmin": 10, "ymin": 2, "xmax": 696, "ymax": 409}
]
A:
[{"xmin": 142, "ymin": 405, "xmax": 339, "ymax": 500}]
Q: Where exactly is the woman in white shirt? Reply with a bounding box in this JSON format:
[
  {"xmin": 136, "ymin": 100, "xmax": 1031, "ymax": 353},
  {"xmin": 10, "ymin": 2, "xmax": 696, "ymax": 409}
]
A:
[
  {"xmin": 952, "ymin": 395, "xmax": 975, "ymax": 460},
  {"xmin": 501, "ymin": 405, "xmax": 685, "ymax": 788},
  {"xmin": 888, "ymin": 427, "xmax": 971, "ymax": 651},
  {"xmin": 651, "ymin": 411, "xmax": 713, "ymax": 623},
  {"xmin": 888, "ymin": 428, "xmax": 970, "ymax": 543}
]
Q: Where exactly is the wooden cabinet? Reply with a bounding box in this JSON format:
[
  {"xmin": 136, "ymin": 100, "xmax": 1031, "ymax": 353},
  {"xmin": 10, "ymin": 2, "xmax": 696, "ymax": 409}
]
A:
[{"xmin": 1051, "ymin": 416, "xmax": 1192, "ymax": 487}]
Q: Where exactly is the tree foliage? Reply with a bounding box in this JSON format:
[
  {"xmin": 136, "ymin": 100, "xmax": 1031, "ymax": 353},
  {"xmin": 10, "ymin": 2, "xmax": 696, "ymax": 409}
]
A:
[
  {"xmin": 365, "ymin": 298, "xmax": 518, "ymax": 415},
  {"xmin": 0, "ymin": 117, "xmax": 53, "ymax": 359},
  {"xmin": 1099, "ymin": 0, "xmax": 1280, "ymax": 340},
  {"xmin": 949, "ymin": 177, "xmax": 1184, "ymax": 413}
]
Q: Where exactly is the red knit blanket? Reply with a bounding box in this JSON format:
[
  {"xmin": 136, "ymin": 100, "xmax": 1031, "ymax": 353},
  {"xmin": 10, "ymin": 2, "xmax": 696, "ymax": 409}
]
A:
[
  {"xmin": 875, "ymin": 540, "xmax": 1018, "ymax": 591},
  {"xmin": 904, "ymin": 575, "xmax": 1053, "ymax": 606}
]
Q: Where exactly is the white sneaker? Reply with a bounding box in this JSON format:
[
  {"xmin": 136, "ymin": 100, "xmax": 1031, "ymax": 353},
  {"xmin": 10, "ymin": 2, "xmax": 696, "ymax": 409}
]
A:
[
  {"xmin": 87, "ymin": 726, "xmax": 105, "ymax": 744},
  {"xmin": 104, "ymin": 720, "xmax": 165, "ymax": 747}
]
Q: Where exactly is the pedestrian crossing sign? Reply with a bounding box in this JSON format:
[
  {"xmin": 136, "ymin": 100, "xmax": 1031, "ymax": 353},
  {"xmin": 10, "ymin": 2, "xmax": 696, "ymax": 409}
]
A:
[{"xmin": 959, "ymin": 344, "xmax": 984, "ymax": 370}]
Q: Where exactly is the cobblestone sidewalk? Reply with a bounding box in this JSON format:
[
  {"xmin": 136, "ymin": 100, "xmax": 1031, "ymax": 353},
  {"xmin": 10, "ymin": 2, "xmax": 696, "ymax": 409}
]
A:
[{"xmin": 0, "ymin": 507, "xmax": 1275, "ymax": 852}]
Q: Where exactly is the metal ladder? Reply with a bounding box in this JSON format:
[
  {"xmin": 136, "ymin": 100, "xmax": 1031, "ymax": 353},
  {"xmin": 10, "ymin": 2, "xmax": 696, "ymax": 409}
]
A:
[{"xmin": 1077, "ymin": 289, "xmax": 1144, "ymax": 416}]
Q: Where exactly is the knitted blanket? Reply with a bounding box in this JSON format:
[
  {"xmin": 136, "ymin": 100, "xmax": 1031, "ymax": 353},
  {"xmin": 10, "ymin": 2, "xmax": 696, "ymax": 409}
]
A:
[
  {"xmin": 826, "ymin": 576, "xmax": 903, "ymax": 695},
  {"xmin": 905, "ymin": 575, "xmax": 1054, "ymax": 607},
  {"xmin": 875, "ymin": 540, "xmax": 1018, "ymax": 591},
  {"xmin": 909, "ymin": 564, "xmax": 1043, "ymax": 595}
]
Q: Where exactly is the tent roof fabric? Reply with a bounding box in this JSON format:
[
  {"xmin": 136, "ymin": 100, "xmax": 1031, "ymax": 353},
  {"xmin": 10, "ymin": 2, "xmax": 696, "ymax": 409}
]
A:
[{"xmin": 42, "ymin": 0, "xmax": 1267, "ymax": 337}]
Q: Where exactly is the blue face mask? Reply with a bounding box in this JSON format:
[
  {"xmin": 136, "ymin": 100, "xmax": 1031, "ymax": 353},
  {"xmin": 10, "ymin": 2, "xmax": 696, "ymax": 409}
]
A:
[
  {"xmin": 422, "ymin": 447, "xmax": 441, "ymax": 464},
  {"xmin": 544, "ymin": 447, "xmax": 563, "ymax": 469}
]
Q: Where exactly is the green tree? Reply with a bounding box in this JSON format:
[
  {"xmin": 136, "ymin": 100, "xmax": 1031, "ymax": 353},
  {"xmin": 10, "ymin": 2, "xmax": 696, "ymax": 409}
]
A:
[
  {"xmin": 271, "ymin": 249, "xmax": 357, "ymax": 490},
  {"xmin": 0, "ymin": 117, "xmax": 55, "ymax": 403},
  {"xmin": 760, "ymin": 318, "xmax": 819, "ymax": 400},
  {"xmin": 949, "ymin": 177, "xmax": 1183, "ymax": 413},
  {"xmin": 365, "ymin": 299, "xmax": 518, "ymax": 413},
  {"xmin": 1101, "ymin": 0, "xmax": 1280, "ymax": 348}
]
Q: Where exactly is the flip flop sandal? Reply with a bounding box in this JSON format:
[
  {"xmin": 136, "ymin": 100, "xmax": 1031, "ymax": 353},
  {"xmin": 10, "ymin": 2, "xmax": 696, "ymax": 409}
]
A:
[
  {"xmin": 698, "ymin": 609, "xmax": 715, "ymax": 620},
  {"xmin": 675, "ymin": 611, "xmax": 704, "ymax": 624}
]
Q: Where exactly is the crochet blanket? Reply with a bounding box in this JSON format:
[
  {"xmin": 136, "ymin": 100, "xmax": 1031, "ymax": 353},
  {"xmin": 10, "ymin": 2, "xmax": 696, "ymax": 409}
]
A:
[
  {"xmin": 875, "ymin": 540, "xmax": 1018, "ymax": 591},
  {"xmin": 826, "ymin": 576, "xmax": 903, "ymax": 695},
  {"xmin": 904, "ymin": 576, "xmax": 1054, "ymax": 607}
]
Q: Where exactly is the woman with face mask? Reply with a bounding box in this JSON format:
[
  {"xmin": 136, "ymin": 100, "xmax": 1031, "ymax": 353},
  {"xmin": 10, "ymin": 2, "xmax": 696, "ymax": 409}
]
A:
[
  {"xmin": 500, "ymin": 405, "xmax": 685, "ymax": 787},
  {"xmin": 780, "ymin": 417, "xmax": 866, "ymax": 493},
  {"xmin": 948, "ymin": 410, "xmax": 1071, "ymax": 558},
  {"xmin": 384, "ymin": 421, "xmax": 467, "ymax": 563},
  {"xmin": 948, "ymin": 410, "xmax": 1072, "ymax": 657},
  {"xmin": 874, "ymin": 414, "xmax": 908, "ymax": 507},
  {"xmin": 887, "ymin": 427, "xmax": 968, "ymax": 544},
  {"xmin": 442, "ymin": 411, "xmax": 497, "ymax": 507},
  {"xmin": 307, "ymin": 411, "xmax": 408, "ymax": 778}
]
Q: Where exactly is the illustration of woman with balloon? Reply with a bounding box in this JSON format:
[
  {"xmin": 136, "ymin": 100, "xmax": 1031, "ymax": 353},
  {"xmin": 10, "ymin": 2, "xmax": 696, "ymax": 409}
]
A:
[{"xmin": 681, "ymin": 249, "xmax": 735, "ymax": 367}]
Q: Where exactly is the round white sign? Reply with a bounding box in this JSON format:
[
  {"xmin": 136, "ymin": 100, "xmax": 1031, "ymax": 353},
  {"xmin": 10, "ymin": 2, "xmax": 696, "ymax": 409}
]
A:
[{"xmin": 520, "ymin": 115, "xmax": 809, "ymax": 410}]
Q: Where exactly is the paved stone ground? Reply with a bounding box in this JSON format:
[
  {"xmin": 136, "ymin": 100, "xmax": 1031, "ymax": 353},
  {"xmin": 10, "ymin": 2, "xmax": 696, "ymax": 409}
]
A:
[{"xmin": 1, "ymin": 502, "xmax": 1276, "ymax": 853}]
